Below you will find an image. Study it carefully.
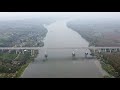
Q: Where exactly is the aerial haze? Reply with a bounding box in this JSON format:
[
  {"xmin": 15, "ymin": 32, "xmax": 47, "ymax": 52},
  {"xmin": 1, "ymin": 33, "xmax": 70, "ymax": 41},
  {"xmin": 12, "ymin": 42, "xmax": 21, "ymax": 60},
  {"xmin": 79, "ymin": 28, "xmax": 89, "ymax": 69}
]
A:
[
  {"xmin": 0, "ymin": 12, "xmax": 120, "ymax": 21},
  {"xmin": 0, "ymin": 12, "xmax": 120, "ymax": 78}
]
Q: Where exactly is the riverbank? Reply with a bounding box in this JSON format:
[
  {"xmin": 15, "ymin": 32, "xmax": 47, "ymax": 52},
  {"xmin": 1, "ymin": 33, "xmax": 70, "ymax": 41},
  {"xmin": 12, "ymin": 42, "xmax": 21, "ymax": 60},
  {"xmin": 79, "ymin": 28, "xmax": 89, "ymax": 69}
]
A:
[
  {"xmin": 0, "ymin": 17, "xmax": 57, "ymax": 78},
  {"xmin": 67, "ymin": 20, "xmax": 120, "ymax": 78},
  {"xmin": 67, "ymin": 22, "xmax": 112, "ymax": 78},
  {"xmin": 0, "ymin": 50, "xmax": 38, "ymax": 78}
]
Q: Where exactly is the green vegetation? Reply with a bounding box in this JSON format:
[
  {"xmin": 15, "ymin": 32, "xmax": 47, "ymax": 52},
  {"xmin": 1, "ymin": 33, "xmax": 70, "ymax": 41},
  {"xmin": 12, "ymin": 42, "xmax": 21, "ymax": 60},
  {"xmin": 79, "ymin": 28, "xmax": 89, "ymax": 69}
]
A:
[
  {"xmin": 0, "ymin": 53, "xmax": 17, "ymax": 60},
  {"xmin": 0, "ymin": 50, "xmax": 38, "ymax": 78},
  {"xmin": 100, "ymin": 60, "xmax": 116, "ymax": 77},
  {"xmin": 0, "ymin": 18, "xmax": 56, "ymax": 78},
  {"xmin": 67, "ymin": 19, "xmax": 120, "ymax": 47},
  {"xmin": 88, "ymin": 47, "xmax": 120, "ymax": 78},
  {"xmin": 99, "ymin": 53, "xmax": 120, "ymax": 77},
  {"xmin": 15, "ymin": 62, "xmax": 30, "ymax": 78},
  {"xmin": 0, "ymin": 30, "xmax": 46, "ymax": 78}
]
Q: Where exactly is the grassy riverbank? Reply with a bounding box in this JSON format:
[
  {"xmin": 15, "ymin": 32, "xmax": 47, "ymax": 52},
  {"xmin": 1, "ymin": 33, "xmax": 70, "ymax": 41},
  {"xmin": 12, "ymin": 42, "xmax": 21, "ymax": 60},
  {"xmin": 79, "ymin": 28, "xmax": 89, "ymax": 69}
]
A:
[
  {"xmin": 73, "ymin": 31, "xmax": 120, "ymax": 77},
  {"xmin": 15, "ymin": 60, "xmax": 31, "ymax": 78},
  {"xmin": 0, "ymin": 50, "xmax": 38, "ymax": 78}
]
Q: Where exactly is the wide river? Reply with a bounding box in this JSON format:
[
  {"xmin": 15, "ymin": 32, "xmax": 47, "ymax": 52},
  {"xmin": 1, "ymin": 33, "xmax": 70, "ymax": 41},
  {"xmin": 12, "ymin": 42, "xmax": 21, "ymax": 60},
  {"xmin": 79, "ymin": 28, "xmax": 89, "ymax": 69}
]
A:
[{"xmin": 21, "ymin": 19, "xmax": 106, "ymax": 78}]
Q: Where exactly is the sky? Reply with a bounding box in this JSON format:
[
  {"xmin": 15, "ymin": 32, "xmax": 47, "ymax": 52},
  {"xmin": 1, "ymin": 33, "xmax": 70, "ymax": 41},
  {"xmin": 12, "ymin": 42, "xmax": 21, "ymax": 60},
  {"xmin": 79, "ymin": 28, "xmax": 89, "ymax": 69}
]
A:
[{"xmin": 0, "ymin": 12, "xmax": 120, "ymax": 21}]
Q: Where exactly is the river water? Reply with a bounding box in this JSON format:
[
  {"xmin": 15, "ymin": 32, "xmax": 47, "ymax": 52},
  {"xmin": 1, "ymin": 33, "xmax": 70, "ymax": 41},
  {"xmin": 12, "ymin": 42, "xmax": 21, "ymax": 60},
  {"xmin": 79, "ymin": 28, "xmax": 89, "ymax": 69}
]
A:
[{"xmin": 21, "ymin": 20, "xmax": 105, "ymax": 78}]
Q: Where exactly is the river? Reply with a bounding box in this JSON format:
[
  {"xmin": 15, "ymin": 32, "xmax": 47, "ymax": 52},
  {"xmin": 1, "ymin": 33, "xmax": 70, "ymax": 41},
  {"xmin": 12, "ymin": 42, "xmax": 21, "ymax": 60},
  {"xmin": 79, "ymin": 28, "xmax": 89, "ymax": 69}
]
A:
[{"xmin": 21, "ymin": 19, "xmax": 106, "ymax": 78}]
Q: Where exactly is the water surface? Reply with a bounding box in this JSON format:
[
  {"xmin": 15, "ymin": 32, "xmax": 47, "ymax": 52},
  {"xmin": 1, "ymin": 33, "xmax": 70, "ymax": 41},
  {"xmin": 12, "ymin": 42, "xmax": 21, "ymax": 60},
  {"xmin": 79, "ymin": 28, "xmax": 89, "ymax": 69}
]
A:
[{"xmin": 21, "ymin": 20, "xmax": 104, "ymax": 78}]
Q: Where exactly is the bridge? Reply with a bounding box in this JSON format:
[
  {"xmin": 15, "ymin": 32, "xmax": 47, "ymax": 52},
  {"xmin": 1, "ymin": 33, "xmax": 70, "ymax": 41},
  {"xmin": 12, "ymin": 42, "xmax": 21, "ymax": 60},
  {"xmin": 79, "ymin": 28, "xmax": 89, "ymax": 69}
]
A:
[
  {"xmin": 0, "ymin": 46, "xmax": 120, "ymax": 50},
  {"xmin": 0, "ymin": 47, "xmax": 120, "ymax": 56}
]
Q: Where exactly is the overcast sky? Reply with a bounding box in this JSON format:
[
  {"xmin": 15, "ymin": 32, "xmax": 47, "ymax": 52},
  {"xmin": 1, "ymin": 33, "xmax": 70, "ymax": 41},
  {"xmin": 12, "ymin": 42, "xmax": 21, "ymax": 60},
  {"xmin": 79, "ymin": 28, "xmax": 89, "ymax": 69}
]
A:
[{"xmin": 0, "ymin": 12, "xmax": 120, "ymax": 21}]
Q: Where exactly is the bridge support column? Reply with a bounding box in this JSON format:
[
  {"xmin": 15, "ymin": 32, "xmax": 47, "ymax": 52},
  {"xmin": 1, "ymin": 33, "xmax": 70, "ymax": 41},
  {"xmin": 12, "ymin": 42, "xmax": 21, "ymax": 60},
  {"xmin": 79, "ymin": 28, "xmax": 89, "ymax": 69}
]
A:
[
  {"xmin": 98, "ymin": 49, "xmax": 101, "ymax": 53},
  {"xmin": 112, "ymin": 49, "xmax": 114, "ymax": 52},
  {"xmin": 15, "ymin": 50, "xmax": 18, "ymax": 54},
  {"xmin": 31, "ymin": 50, "xmax": 32, "ymax": 56},
  {"xmin": 22, "ymin": 50, "xmax": 24, "ymax": 54},
  {"xmin": 8, "ymin": 50, "xmax": 11, "ymax": 53},
  {"xmin": 101, "ymin": 49, "xmax": 103, "ymax": 52},
  {"xmin": 101, "ymin": 48, "xmax": 106, "ymax": 52},
  {"xmin": 93, "ymin": 48, "xmax": 95, "ymax": 53},
  {"xmin": 16, "ymin": 50, "xmax": 18, "ymax": 54},
  {"xmin": 109, "ymin": 49, "xmax": 111, "ymax": 53},
  {"xmin": 117, "ymin": 48, "xmax": 120, "ymax": 52},
  {"xmin": 104, "ymin": 49, "xmax": 106, "ymax": 52},
  {"xmin": 1, "ymin": 49, "xmax": 3, "ymax": 52},
  {"xmin": 115, "ymin": 48, "xmax": 117, "ymax": 52},
  {"xmin": 31, "ymin": 50, "xmax": 34, "ymax": 56},
  {"xmin": 102, "ymin": 49, "xmax": 105, "ymax": 52},
  {"xmin": 33, "ymin": 50, "xmax": 35, "ymax": 56}
]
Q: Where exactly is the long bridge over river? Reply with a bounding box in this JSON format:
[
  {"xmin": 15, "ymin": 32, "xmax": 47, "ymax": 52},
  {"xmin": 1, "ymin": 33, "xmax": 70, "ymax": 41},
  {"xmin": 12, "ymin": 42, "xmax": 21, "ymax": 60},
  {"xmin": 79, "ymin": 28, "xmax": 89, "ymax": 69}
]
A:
[
  {"xmin": 0, "ymin": 46, "xmax": 120, "ymax": 55},
  {"xmin": 1, "ymin": 46, "xmax": 120, "ymax": 50}
]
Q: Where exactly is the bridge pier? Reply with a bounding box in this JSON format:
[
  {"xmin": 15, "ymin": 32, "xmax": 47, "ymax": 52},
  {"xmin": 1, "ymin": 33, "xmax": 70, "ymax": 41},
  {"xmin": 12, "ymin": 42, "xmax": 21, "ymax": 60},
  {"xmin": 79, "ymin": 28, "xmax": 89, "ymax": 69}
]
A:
[
  {"xmin": 31, "ymin": 50, "xmax": 32, "ymax": 56},
  {"xmin": 102, "ymin": 48, "xmax": 106, "ymax": 52},
  {"xmin": 93, "ymin": 48, "xmax": 95, "ymax": 53},
  {"xmin": 31, "ymin": 50, "xmax": 35, "ymax": 56},
  {"xmin": 104, "ymin": 49, "xmax": 106, "ymax": 52},
  {"xmin": 109, "ymin": 49, "xmax": 111, "ymax": 53},
  {"xmin": 108, "ymin": 48, "xmax": 119, "ymax": 53},
  {"xmin": 22, "ymin": 50, "xmax": 24, "ymax": 54},
  {"xmin": 33, "ymin": 50, "xmax": 35, "ymax": 56},
  {"xmin": 101, "ymin": 48, "xmax": 106, "ymax": 53},
  {"xmin": 114, "ymin": 48, "xmax": 118, "ymax": 52},
  {"xmin": 1, "ymin": 49, "xmax": 3, "ymax": 53},
  {"xmin": 16, "ymin": 50, "xmax": 19, "ymax": 54},
  {"xmin": 106, "ymin": 48, "xmax": 110, "ymax": 52},
  {"xmin": 100, "ymin": 49, "xmax": 102, "ymax": 53},
  {"xmin": 111, "ymin": 49, "xmax": 115, "ymax": 53},
  {"xmin": 8, "ymin": 50, "xmax": 11, "ymax": 53},
  {"xmin": 98, "ymin": 49, "xmax": 101, "ymax": 53},
  {"xmin": 116, "ymin": 48, "xmax": 119, "ymax": 52}
]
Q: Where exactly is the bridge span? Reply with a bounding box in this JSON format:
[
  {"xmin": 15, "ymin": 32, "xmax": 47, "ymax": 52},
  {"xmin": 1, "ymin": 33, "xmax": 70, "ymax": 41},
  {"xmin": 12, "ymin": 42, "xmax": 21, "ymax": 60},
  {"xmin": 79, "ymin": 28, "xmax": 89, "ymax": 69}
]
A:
[
  {"xmin": 0, "ymin": 47, "xmax": 120, "ymax": 55},
  {"xmin": 0, "ymin": 47, "xmax": 120, "ymax": 50}
]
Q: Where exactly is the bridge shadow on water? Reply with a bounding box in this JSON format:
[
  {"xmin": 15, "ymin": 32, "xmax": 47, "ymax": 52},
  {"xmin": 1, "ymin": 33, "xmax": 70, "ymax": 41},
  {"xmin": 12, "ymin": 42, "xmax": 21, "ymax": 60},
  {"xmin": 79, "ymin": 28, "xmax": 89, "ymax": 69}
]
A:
[{"xmin": 32, "ymin": 56, "xmax": 97, "ymax": 64}]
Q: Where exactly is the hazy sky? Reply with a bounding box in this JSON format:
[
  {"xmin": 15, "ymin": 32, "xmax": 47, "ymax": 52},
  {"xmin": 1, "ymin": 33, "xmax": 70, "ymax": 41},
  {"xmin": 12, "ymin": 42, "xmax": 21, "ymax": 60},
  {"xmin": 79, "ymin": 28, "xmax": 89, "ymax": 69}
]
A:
[{"xmin": 0, "ymin": 12, "xmax": 120, "ymax": 21}]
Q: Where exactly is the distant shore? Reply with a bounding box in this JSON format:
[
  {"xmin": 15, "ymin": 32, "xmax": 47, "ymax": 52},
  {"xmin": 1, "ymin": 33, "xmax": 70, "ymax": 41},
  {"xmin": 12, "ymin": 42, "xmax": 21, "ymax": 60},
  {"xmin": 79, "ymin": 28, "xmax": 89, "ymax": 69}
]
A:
[{"xmin": 66, "ymin": 21, "xmax": 120, "ymax": 78}]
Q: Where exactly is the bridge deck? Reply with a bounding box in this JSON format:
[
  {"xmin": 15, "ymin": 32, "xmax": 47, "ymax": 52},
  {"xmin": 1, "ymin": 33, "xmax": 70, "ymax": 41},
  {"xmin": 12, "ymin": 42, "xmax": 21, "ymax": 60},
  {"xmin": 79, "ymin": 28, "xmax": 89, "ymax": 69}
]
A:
[{"xmin": 0, "ymin": 47, "xmax": 120, "ymax": 50}]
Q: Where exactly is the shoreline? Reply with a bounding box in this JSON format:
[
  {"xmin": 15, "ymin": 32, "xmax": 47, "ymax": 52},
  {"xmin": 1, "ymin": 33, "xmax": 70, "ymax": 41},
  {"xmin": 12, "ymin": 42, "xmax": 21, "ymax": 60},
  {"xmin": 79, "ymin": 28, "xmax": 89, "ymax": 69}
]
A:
[
  {"xmin": 19, "ymin": 61, "xmax": 32, "ymax": 78},
  {"xmin": 20, "ymin": 25, "xmax": 48, "ymax": 78},
  {"xmin": 66, "ymin": 22, "xmax": 111, "ymax": 78},
  {"xmin": 94, "ymin": 60, "xmax": 111, "ymax": 77}
]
